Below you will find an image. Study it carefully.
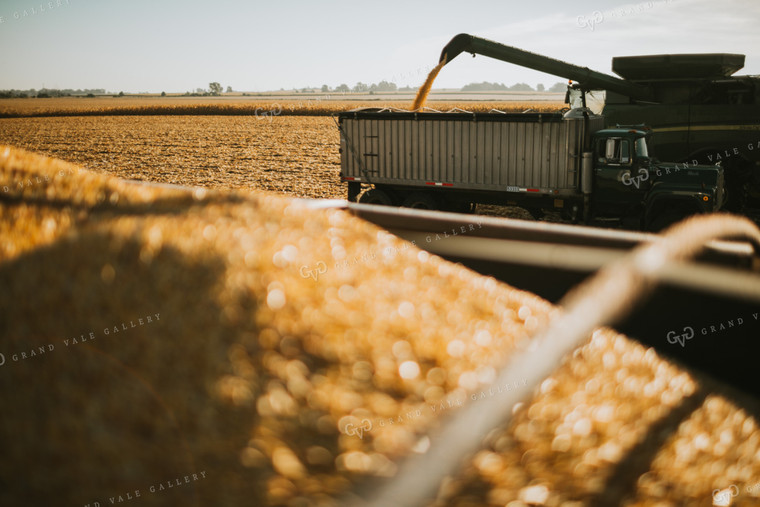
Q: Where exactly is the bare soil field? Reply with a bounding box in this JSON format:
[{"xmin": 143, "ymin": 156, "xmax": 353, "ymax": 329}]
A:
[{"xmin": 0, "ymin": 116, "xmax": 342, "ymax": 198}]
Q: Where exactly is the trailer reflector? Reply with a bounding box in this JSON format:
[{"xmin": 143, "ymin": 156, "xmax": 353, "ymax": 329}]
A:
[
  {"xmin": 425, "ymin": 182, "xmax": 453, "ymax": 187},
  {"xmin": 507, "ymin": 186, "xmax": 542, "ymax": 193},
  {"xmin": 341, "ymin": 176, "xmax": 362, "ymax": 182}
]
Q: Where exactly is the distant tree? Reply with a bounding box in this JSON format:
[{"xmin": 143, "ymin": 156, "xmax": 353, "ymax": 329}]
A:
[
  {"xmin": 161, "ymin": 91, "xmax": 166, "ymax": 97},
  {"xmin": 226, "ymin": 85, "xmax": 233, "ymax": 93},
  {"xmin": 209, "ymin": 82, "xmax": 222, "ymax": 96},
  {"xmin": 335, "ymin": 83, "xmax": 350, "ymax": 93},
  {"xmin": 461, "ymin": 81, "xmax": 508, "ymax": 92},
  {"xmin": 352, "ymin": 82, "xmax": 368, "ymax": 93},
  {"xmin": 536, "ymin": 83, "xmax": 545, "ymax": 92},
  {"xmin": 321, "ymin": 84, "xmax": 330, "ymax": 93},
  {"xmin": 373, "ymin": 80, "xmax": 397, "ymax": 92},
  {"xmin": 508, "ymin": 83, "xmax": 534, "ymax": 92},
  {"xmin": 548, "ymin": 82, "xmax": 567, "ymax": 93},
  {"xmin": 118, "ymin": 91, "xmax": 124, "ymax": 96}
]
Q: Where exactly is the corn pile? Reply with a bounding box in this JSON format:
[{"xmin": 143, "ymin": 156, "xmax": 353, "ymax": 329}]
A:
[{"xmin": 1, "ymin": 145, "xmax": 759, "ymax": 506}]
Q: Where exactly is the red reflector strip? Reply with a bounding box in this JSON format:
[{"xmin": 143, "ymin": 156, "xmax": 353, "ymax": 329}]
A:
[
  {"xmin": 425, "ymin": 182, "xmax": 453, "ymax": 187},
  {"xmin": 341, "ymin": 177, "xmax": 361, "ymax": 182},
  {"xmin": 526, "ymin": 188, "xmax": 539, "ymax": 192}
]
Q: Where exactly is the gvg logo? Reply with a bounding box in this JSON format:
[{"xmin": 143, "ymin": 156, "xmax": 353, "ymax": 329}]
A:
[
  {"xmin": 712, "ymin": 485, "xmax": 739, "ymax": 506},
  {"xmin": 622, "ymin": 168, "xmax": 649, "ymax": 188},
  {"xmin": 299, "ymin": 261, "xmax": 327, "ymax": 281},
  {"xmin": 576, "ymin": 10, "xmax": 603, "ymax": 30},
  {"xmin": 576, "ymin": 0, "xmax": 675, "ymax": 31},
  {"xmin": 666, "ymin": 326, "xmax": 694, "ymax": 347},
  {"xmin": 254, "ymin": 104, "xmax": 282, "ymax": 123},
  {"xmin": 343, "ymin": 419, "xmax": 372, "ymax": 439}
]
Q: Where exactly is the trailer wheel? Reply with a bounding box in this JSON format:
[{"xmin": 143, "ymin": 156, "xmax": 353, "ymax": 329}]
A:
[
  {"xmin": 402, "ymin": 192, "xmax": 438, "ymax": 210},
  {"xmin": 359, "ymin": 188, "xmax": 395, "ymax": 206}
]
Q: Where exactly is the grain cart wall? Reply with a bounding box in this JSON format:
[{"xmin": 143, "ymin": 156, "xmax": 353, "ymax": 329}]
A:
[{"xmin": 339, "ymin": 108, "xmax": 604, "ymax": 215}]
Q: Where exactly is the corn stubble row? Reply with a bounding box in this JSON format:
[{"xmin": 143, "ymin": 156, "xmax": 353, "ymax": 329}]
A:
[
  {"xmin": 0, "ymin": 99, "xmax": 564, "ymax": 118},
  {"xmin": 1, "ymin": 146, "xmax": 760, "ymax": 506}
]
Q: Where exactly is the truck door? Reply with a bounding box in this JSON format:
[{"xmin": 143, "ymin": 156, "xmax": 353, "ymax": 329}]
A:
[{"xmin": 593, "ymin": 136, "xmax": 649, "ymax": 216}]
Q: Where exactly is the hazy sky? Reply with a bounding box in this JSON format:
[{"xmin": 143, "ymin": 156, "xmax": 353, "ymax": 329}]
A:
[{"xmin": 1, "ymin": 0, "xmax": 759, "ymax": 93}]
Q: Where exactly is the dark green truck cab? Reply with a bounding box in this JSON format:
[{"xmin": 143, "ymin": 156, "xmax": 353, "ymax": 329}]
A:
[{"xmin": 591, "ymin": 127, "xmax": 724, "ymax": 230}]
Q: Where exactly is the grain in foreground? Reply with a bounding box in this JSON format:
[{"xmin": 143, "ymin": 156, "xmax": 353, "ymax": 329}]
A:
[{"xmin": 2, "ymin": 146, "xmax": 760, "ymax": 505}]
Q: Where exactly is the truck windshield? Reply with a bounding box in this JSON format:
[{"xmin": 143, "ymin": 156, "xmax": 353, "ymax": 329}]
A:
[{"xmin": 635, "ymin": 137, "xmax": 648, "ymax": 158}]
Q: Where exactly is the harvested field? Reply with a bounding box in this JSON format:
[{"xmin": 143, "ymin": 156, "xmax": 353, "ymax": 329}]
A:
[
  {"xmin": 0, "ymin": 116, "xmax": 343, "ymax": 198},
  {"xmin": 2, "ymin": 146, "xmax": 760, "ymax": 506}
]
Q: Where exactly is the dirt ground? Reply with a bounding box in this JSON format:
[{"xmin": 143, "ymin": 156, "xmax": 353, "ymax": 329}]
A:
[{"xmin": 0, "ymin": 116, "xmax": 342, "ymax": 198}]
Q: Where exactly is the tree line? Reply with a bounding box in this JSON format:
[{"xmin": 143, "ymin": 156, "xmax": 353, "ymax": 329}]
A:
[
  {"xmin": 461, "ymin": 81, "xmax": 567, "ymax": 92},
  {"xmin": 0, "ymin": 80, "xmax": 568, "ymax": 99},
  {"xmin": 299, "ymin": 81, "xmax": 567, "ymax": 93},
  {"xmin": 0, "ymin": 88, "xmax": 107, "ymax": 98}
]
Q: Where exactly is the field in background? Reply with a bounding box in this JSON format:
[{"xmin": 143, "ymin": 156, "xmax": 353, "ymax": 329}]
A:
[
  {"xmin": 0, "ymin": 116, "xmax": 341, "ymax": 198},
  {"xmin": 0, "ymin": 97, "xmax": 565, "ymax": 118}
]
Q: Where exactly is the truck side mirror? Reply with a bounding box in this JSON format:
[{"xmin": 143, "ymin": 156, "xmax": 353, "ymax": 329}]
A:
[
  {"xmin": 605, "ymin": 139, "xmax": 616, "ymax": 160},
  {"xmin": 604, "ymin": 138, "xmax": 631, "ymax": 165}
]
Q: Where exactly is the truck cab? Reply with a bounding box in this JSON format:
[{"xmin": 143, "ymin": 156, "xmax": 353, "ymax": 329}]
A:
[
  {"xmin": 592, "ymin": 128, "xmax": 652, "ymax": 217},
  {"xmin": 591, "ymin": 128, "xmax": 725, "ymax": 230}
]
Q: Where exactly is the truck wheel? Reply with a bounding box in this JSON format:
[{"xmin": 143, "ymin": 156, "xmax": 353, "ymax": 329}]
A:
[
  {"xmin": 443, "ymin": 201, "xmax": 474, "ymax": 214},
  {"xmin": 526, "ymin": 207, "xmax": 544, "ymax": 220},
  {"xmin": 402, "ymin": 192, "xmax": 438, "ymax": 210},
  {"xmin": 560, "ymin": 204, "xmax": 580, "ymax": 223},
  {"xmin": 359, "ymin": 188, "xmax": 395, "ymax": 206},
  {"xmin": 647, "ymin": 209, "xmax": 687, "ymax": 232}
]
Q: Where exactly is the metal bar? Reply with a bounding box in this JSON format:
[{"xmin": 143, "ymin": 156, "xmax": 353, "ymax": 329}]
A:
[{"xmin": 362, "ymin": 214, "xmax": 760, "ymax": 507}]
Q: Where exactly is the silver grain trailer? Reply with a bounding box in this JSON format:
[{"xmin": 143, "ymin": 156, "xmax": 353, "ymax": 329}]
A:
[
  {"xmin": 339, "ymin": 108, "xmax": 604, "ymax": 216},
  {"xmin": 338, "ymin": 108, "xmax": 725, "ymax": 230}
]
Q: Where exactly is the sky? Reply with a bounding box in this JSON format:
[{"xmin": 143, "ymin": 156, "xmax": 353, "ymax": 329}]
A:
[{"xmin": 0, "ymin": 0, "xmax": 759, "ymax": 93}]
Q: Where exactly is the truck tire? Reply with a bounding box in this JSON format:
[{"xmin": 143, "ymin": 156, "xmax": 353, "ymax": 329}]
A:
[
  {"xmin": 647, "ymin": 209, "xmax": 687, "ymax": 232},
  {"xmin": 444, "ymin": 201, "xmax": 475, "ymax": 214},
  {"xmin": 402, "ymin": 192, "xmax": 438, "ymax": 210},
  {"xmin": 359, "ymin": 188, "xmax": 395, "ymax": 206},
  {"xmin": 526, "ymin": 207, "xmax": 544, "ymax": 220}
]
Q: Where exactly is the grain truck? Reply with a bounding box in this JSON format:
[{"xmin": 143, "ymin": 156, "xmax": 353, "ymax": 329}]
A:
[{"xmin": 338, "ymin": 107, "xmax": 724, "ymax": 230}]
